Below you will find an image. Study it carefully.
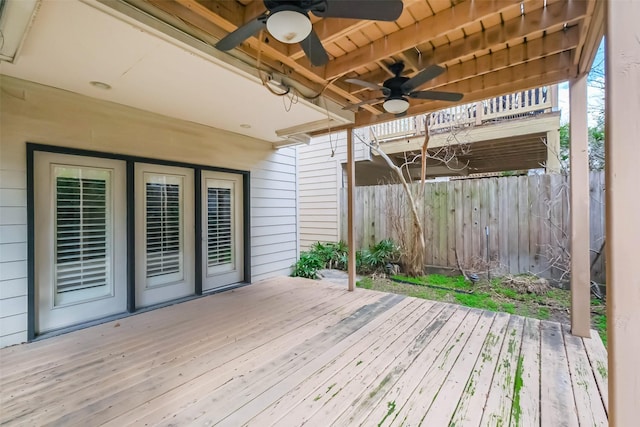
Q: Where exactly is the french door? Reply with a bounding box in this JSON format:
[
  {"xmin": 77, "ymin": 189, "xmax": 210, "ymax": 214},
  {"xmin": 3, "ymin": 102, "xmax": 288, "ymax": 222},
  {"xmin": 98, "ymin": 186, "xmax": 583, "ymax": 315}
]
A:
[
  {"xmin": 34, "ymin": 152, "xmax": 127, "ymax": 333},
  {"xmin": 135, "ymin": 164, "xmax": 195, "ymax": 307},
  {"xmin": 32, "ymin": 150, "xmax": 245, "ymax": 335},
  {"xmin": 201, "ymin": 171, "xmax": 243, "ymax": 291}
]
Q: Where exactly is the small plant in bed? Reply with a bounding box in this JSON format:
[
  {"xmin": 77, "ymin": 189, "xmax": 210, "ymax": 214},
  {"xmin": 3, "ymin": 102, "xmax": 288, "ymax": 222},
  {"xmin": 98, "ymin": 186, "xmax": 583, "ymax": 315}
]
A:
[
  {"xmin": 291, "ymin": 251, "xmax": 324, "ymax": 279},
  {"xmin": 291, "ymin": 239, "xmax": 400, "ymax": 279}
]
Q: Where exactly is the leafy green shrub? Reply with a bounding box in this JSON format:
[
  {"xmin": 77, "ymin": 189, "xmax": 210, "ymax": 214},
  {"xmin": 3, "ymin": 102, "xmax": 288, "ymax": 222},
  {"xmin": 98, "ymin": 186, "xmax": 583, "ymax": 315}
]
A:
[
  {"xmin": 357, "ymin": 239, "xmax": 400, "ymax": 274},
  {"xmin": 291, "ymin": 239, "xmax": 400, "ymax": 279},
  {"xmin": 291, "ymin": 251, "xmax": 324, "ymax": 279}
]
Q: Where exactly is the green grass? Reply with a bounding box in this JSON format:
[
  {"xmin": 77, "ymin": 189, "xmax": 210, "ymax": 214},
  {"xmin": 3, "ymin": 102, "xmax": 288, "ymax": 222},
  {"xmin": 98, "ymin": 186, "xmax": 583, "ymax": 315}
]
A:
[
  {"xmin": 454, "ymin": 292, "xmax": 498, "ymax": 311},
  {"xmin": 358, "ymin": 274, "xmax": 575, "ymax": 323},
  {"xmin": 357, "ymin": 278, "xmax": 374, "ymax": 289},
  {"xmin": 537, "ymin": 307, "xmax": 550, "ymax": 320},
  {"xmin": 357, "ymin": 274, "xmax": 611, "ymax": 342},
  {"xmin": 594, "ymin": 314, "xmax": 607, "ymax": 347},
  {"xmin": 391, "ymin": 274, "xmax": 473, "ymax": 291}
]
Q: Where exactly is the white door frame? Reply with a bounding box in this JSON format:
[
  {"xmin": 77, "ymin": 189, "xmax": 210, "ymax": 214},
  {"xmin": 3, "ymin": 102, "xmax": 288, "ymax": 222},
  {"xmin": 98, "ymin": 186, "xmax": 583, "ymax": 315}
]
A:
[
  {"xmin": 135, "ymin": 163, "xmax": 195, "ymax": 307},
  {"xmin": 201, "ymin": 170, "xmax": 244, "ymax": 291},
  {"xmin": 34, "ymin": 152, "xmax": 127, "ymax": 333}
]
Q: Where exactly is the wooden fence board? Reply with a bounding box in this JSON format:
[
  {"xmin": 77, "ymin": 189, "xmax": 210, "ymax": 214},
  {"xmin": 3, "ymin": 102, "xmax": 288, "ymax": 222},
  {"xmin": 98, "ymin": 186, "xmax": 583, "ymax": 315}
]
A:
[
  {"xmin": 337, "ymin": 173, "xmax": 605, "ymax": 283},
  {"xmin": 424, "ymin": 183, "xmax": 434, "ymax": 266},
  {"xmin": 478, "ymin": 178, "xmax": 489, "ymax": 268},
  {"xmin": 528, "ymin": 175, "xmax": 541, "ymax": 274},
  {"xmin": 488, "ymin": 178, "xmax": 499, "ymax": 271},
  {"xmin": 431, "ymin": 183, "xmax": 442, "ymax": 265},
  {"xmin": 470, "ymin": 179, "xmax": 481, "ymax": 264},
  {"xmin": 549, "ymin": 174, "xmax": 566, "ymax": 282},
  {"xmin": 498, "ymin": 178, "xmax": 510, "ymax": 274},
  {"xmin": 454, "ymin": 180, "xmax": 464, "ymax": 270},
  {"xmin": 438, "ymin": 182, "xmax": 448, "ymax": 267},
  {"xmin": 447, "ymin": 180, "xmax": 456, "ymax": 267},
  {"xmin": 518, "ymin": 176, "xmax": 531, "ymax": 273},
  {"xmin": 507, "ymin": 177, "xmax": 520, "ymax": 274},
  {"xmin": 463, "ymin": 180, "xmax": 473, "ymax": 267}
]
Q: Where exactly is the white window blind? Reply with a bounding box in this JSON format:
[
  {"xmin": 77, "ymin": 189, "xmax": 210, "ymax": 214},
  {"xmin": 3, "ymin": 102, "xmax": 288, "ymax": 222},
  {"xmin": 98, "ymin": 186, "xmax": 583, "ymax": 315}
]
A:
[
  {"xmin": 145, "ymin": 179, "xmax": 183, "ymax": 281},
  {"xmin": 55, "ymin": 171, "xmax": 110, "ymax": 296},
  {"xmin": 207, "ymin": 187, "xmax": 233, "ymax": 267}
]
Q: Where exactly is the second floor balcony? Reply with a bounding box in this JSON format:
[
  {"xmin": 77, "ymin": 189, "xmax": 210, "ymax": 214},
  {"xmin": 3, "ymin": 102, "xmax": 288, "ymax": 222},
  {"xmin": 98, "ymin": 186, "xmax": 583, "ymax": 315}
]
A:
[{"xmin": 371, "ymin": 86, "xmax": 557, "ymax": 143}]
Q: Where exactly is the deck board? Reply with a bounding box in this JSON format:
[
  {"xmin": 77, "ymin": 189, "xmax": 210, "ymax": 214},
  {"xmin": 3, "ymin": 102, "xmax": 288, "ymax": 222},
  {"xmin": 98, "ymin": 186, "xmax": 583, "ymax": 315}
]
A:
[
  {"xmin": 540, "ymin": 320, "xmax": 580, "ymax": 427},
  {"xmin": 480, "ymin": 315, "xmax": 525, "ymax": 427},
  {"xmin": 449, "ymin": 311, "xmax": 511, "ymax": 426},
  {"xmin": 241, "ymin": 299, "xmax": 440, "ymax": 427},
  {"xmin": 0, "ymin": 277, "xmax": 609, "ymax": 426},
  {"xmin": 517, "ymin": 317, "xmax": 542, "ymax": 427},
  {"xmin": 562, "ymin": 325, "xmax": 608, "ymax": 427}
]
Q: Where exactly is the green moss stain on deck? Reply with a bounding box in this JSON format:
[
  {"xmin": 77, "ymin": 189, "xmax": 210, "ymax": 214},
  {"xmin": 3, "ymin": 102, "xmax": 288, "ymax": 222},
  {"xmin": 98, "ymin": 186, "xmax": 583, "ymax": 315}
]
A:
[
  {"xmin": 511, "ymin": 355, "xmax": 525, "ymax": 425},
  {"xmin": 378, "ymin": 401, "xmax": 396, "ymax": 427}
]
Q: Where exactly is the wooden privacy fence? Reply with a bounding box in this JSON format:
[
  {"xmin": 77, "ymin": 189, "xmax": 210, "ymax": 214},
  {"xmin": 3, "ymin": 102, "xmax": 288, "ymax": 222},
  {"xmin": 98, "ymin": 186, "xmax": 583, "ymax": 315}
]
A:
[{"xmin": 340, "ymin": 172, "xmax": 606, "ymax": 284}]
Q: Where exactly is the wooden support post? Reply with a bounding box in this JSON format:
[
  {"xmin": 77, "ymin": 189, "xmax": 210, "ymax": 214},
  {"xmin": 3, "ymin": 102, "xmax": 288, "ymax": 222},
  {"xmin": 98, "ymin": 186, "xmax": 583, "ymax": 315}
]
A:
[
  {"xmin": 569, "ymin": 75, "xmax": 590, "ymax": 337},
  {"xmin": 549, "ymin": 84, "xmax": 559, "ymax": 111},
  {"xmin": 545, "ymin": 130, "xmax": 562, "ymax": 174},
  {"xmin": 606, "ymin": 1, "xmax": 640, "ymax": 424},
  {"xmin": 347, "ymin": 127, "xmax": 356, "ymax": 291}
]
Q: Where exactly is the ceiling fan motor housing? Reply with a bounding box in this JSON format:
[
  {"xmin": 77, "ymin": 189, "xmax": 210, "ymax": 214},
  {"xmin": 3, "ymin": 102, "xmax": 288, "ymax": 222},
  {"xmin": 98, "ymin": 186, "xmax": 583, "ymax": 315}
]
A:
[{"xmin": 383, "ymin": 75, "xmax": 410, "ymax": 98}]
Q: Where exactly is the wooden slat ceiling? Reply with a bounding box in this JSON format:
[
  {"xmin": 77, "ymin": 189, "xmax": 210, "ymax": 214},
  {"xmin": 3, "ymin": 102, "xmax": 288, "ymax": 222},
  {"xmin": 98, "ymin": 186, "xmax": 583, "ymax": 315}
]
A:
[{"xmin": 128, "ymin": 0, "xmax": 603, "ymax": 128}]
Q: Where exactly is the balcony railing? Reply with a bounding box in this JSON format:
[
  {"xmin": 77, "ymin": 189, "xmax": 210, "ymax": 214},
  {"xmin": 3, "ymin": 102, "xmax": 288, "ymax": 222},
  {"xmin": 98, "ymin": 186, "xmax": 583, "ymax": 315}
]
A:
[{"xmin": 371, "ymin": 86, "xmax": 555, "ymax": 142}]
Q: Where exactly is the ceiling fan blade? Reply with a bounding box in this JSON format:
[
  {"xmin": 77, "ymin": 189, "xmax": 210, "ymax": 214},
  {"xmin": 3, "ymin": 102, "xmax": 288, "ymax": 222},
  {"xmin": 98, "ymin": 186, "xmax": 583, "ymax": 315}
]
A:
[
  {"xmin": 401, "ymin": 65, "xmax": 445, "ymax": 93},
  {"xmin": 312, "ymin": 0, "xmax": 403, "ymax": 21},
  {"xmin": 299, "ymin": 29, "xmax": 329, "ymax": 66},
  {"xmin": 342, "ymin": 97, "xmax": 385, "ymax": 110},
  {"xmin": 345, "ymin": 78, "xmax": 391, "ymax": 95},
  {"xmin": 216, "ymin": 15, "xmax": 267, "ymax": 51},
  {"xmin": 409, "ymin": 90, "xmax": 464, "ymax": 102}
]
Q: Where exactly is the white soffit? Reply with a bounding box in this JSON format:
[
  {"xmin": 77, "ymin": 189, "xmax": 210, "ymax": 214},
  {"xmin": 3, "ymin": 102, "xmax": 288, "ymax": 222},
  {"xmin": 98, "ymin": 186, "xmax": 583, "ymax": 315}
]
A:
[{"xmin": 0, "ymin": 0, "xmax": 349, "ymax": 143}]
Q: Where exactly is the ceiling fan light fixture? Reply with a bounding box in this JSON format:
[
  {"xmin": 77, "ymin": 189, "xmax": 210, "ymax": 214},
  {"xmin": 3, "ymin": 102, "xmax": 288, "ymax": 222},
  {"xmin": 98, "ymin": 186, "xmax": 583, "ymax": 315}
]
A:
[
  {"xmin": 383, "ymin": 97, "xmax": 410, "ymax": 114},
  {"xmin": 266, "ymin": 10, "xmax": 312, "ymax": 44}
]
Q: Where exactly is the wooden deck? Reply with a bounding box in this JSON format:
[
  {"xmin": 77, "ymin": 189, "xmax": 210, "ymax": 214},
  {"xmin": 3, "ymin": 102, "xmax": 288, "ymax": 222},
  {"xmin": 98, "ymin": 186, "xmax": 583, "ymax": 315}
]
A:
[{"xmin": 0, "ymin": 277, "xmax": 608, "ymax": 426}]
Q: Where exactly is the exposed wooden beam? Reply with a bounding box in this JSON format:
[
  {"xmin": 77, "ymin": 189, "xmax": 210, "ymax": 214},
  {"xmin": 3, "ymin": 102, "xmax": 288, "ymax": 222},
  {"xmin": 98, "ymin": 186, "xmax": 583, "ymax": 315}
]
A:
[
  {"xmin": 577, "ymin": 0, "xmax": 604, "ymax": 75},
  {"xmin": 355, "ymin": 52, "xmax": 576, "ymax": 126},
  {"xmin": 242, "ymin": 0, "xmax": 266, "ymax": 23},
  {"xmin": 323, "ymin": 0, "xmax": 530, "ymax": 79},
  {"xmin": 291, "ymin": 19, "xmax": 376, "ymax": 60},
  {"xmin": 180, "ymin": 0, "xmax": 288, "ymax": 57},
  {"xmin": 398, "ymin": 49, "xmax": 422, "ymax": 72},
  {"xmin": 149, "ymin": 0, "xmax": 378, "ymax": 115},
  {"xmin": 419, "ymin": 0, "xmax": 588, "ymax": 70},
  {"xmin": 569, "ymin": 74, "xmax": 591, "ymax": 337},
  {"xmin": 353, "ymin": 26, "xmax": 579, "ymax": 102},
  {"xmin": 288, "ymin": 0, "xmax": 425, "ymax": 59},
  {"xmin": 573, "ymin": 0, "xmax": 597, "ymax": 66}
]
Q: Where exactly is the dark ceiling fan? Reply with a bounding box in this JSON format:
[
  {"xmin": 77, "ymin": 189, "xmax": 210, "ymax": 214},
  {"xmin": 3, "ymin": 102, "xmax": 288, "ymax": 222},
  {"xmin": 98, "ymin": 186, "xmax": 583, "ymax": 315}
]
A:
[
  {"xmin": 215, "ymin": 0, "xmax": 404, "ymax": 67},
  {"xmin": 345, "ymin": 62, "xmax": 464, "ymax": 115}
]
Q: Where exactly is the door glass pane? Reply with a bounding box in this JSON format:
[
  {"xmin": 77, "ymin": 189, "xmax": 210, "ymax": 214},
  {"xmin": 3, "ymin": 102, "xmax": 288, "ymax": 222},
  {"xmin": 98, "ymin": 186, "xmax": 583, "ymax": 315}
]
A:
[
  {"xmin": 54, "ymin": 167, "xmax": 111, "ymax": 304},
  {"xmin": 144, "ymin": 174, "xmax": 184, "ymax": 286},
  {"xmin": 207, "ymin": 187, "xmax": 233, "ymax": 269}
]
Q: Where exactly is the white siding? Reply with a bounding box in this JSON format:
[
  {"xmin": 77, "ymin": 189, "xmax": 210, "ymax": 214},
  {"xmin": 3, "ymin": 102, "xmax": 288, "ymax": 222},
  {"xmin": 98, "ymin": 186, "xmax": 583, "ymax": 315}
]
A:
[
  {"xmin": 250, "ymin": 148, "xmax": 298, "ymax": 281},
  {"xmin": 296, "ymin": 129, "xmax": 370, "ymax": 250},
  {"xmin": 0, "ymin": 76, "xmax": 297, "ymax": 347}
]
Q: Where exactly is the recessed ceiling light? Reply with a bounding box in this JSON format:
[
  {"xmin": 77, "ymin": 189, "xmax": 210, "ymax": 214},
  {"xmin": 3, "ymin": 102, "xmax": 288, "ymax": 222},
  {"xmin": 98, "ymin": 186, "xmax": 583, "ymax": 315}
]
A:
[
  {"xmin": 90, "ymin": 81, "xmax": 111, "ymax": 90},
  {"xmin": 240, "ymin": 124, "xmax": 251, "ymax": 129}
]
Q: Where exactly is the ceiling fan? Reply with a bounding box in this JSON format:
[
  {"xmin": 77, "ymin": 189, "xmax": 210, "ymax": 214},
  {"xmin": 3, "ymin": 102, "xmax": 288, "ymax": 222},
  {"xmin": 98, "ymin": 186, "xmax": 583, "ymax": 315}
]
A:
[
  {"xmin": 215, "ymin": 0, "xmax": 404, "ymax": 67},
  {"xmin": 345, "ymin": 62, "xmax": 464, "ymax": 115}
]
